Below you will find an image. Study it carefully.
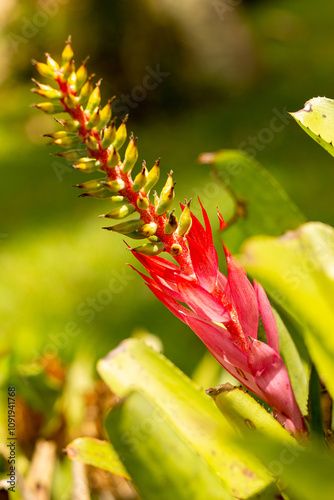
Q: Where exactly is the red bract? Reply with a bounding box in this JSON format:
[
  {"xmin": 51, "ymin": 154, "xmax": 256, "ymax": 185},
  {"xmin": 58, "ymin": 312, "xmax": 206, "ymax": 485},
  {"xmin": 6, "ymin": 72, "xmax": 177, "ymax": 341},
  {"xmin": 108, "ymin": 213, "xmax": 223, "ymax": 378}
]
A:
[{"xmin": 132, "ymin": 202, "xmax": 305, "ymax": 434}]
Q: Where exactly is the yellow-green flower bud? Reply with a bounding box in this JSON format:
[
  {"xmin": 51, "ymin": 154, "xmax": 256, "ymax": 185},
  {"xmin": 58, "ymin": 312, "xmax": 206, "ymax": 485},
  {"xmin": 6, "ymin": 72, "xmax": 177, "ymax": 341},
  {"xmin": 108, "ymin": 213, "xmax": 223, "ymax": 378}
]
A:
[
  {"xmin": 45, "ymin": 131, "xmax": 81, "ymax": 148},
  {"xmin": 122, "ymin": 134, "xmax": 138, "ymax": 173},
  {"xmin": 177, "ymin": 199, "xmax": 192, "ymax": 236},
  {"xmin": 79, "ymin": 187, "xmax": 115, "ymax": 199},
  {"xmin": 96, "ymin": 100, "xmax": 113, "ymax": 131},
  {"xmin": 85, "ymin": 79, "xmax": 102, "ymax": 115},
  {"xmin": 73, "ymin": 158, "xmax": 100, "ymax": 173},
  {"xmin": 97, "ymin": 196, "xmax": 126, "ymax": 217},
  {"xmin": 140, "ymin": 222, "xmax": 157, "ymax": 237},
  {"xmin": 107, "ymin": 148, "xmax": 120, "ymax": 168},
  {"xmin": 101, "ymin": 119, "xmax": 116, "ymax": 149},
  {"xmin": 122, "ymin": 231, "xmax": 146, "ymax": 240},
  {"xmin": 31, "ymin": 80, "xmax": 62, "ymax": 99},
  {"xmin": 61, "ymin": 59, "xmax": 75, "ymax": 82},
  {"xmin": 170, "ymin": 244, "xmax": 182, "ymax": 256},
  {"xmin": 101, "ymin": 178, "xmax": 125, "ymax": 192},
  {"xmin": 131, "ymin": 242, "xmax": 165, "ymax": 256},
  {"xmin": 75, "ymin": 59, "xmax": 88, "ymax": 91},
  {"xmin": 142, "ymin": 159, "xmax": 160, "ymax": 194},
  {"xmin": 32, "ymin": 102, "xmax": 64, "ymax": 114},
  {"xmin": 62, "ymin": 38, "xmax": 74, "ymax": 64},
  {"xmin": 67, "ymin": 71, "xmax": 77, "ymax": 88},
  {"xmin": 132, "ymin": 162, "xmax": 148, "ymax": 192},
  {"xmin": 101, "ymin": 203, "xmax": 136, "ymax": 219},
  {"xmin": 156, "ymin": 183, "xmax": 175, "ymax": 215},
  {"xmin": 160, "ymin": 172, "xmax": 173, "ymax": 198},
  {"xmin": 86, "ymin": 107, "xmax": 101, "ymax": 130},
  {"xmin": 148, "ymin": 235, "xmax": 160, "ymax": 242},
  {"xmin": 137, "ymin": 194, "xmax": 149, "ymax": 210},
  {"xmin": 103, "ymin": 218, "xmax": 143, "ymax": 235},
  {"xmin": 164, "ymin": 210, "xmax": 178, "ymax": 234},
  {"xmin": 78, "ymin": 74, "xmax": 94, "ymax": 106},
  {"xmin": 74, "ymin": 178, "xmax": 106, "ymax": 190},
  {"xmin": 54, "ymin": 118, "xmax": 80, "ymax": 133},
  {"xmin": 45, "ymin": 53, "xmax": 59, "ymax": 71},
  {"xmin": 85, "ymin": 135, "xmax": 99, "ymax": 150},
  {"xmin": 112, "ymin": 118, "xmax": 128, "ymax": 150},
  {"xmin": 64, "ymin": 92, "xmax": 77, "ymax": 110},
  {"xmin": 32, "ymin": 59, "xmax": 56, "ymax": 79},
  {"xmin": 53, "ymin": 149, "xmax": 86, "ymax": 161}
]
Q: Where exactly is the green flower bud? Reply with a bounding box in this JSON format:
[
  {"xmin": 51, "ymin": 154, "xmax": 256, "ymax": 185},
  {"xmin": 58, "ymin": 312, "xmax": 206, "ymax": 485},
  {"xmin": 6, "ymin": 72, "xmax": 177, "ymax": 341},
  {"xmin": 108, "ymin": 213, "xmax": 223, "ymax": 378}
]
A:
[
  {"xmin": 170, "ymin": 244, "xmax": 182, "ymax": 256},
  {"xmin": 75, "ymin": 59, "xmax": 88, "ymax": 91},
  {"xmin": 45, "ymin": 131, "xmax": 81, "ymax": 148},
  {"xmin": 112, "ymin": 117, "xmax": 128, "ymax": 150},
  {"xmin": 122, "ymin": 134, "xmax": 138, "ymax": 173},
  {"xmin": 156, "ymin": 183, "xmax": 175, "ymax": 215},
  {"xmin": 73, "ymin": 158, "xmax": 101, "ymax": 173},
  {"xmin": 101, "ymin": 119, "xmax": 116, "ymax": 149},
  {"xmin": 67, "ymin": 71, "xmax": 77, "ymax": 88},
  {"xmin": 131, "ymin": 242, "xmax": 165, "ymax": 256},
  {"xmin": 121, "ymin": 231, "xmax": 146, "ymax": 240},
  {"xmin": 142, "ymin": 158, "xmax": 160, "ymax": 194},
  {"xmin": 53, "ymin": 149, "xmax": 86, "ymax": 161},
  {"xmin": 54, "ymin": 118, "xmax": 80, "ymax": 133},
  {"xmin": 152, "ymin": 191, "xmax": 159, "ymax": 207},
  {"xmin": 160, "ymin": 172, "xmax": 173, "ymax": 198},
  {"xmin": 97, "ymin": 196, "xmax": 126, "ymax": 217},
  {"xmin": 31, "ymin": 80, "xmax": 62, "ymax": 99},
  {"xmin": 140, "ymin": 222, "xmax": 158, "ymax": 237},
  {"xmin": 32, "ymin": 59, "xmax": 55, "ymax": 79},
  {"xmin": 177, "ymin": 199, "xmax": 192, "ymax": 236},
  {"xmin": 85, "ymin": 135, "xmax": 99, "ymax": 150},
  {"xmin": 96, "ymin": 99, "xmax": 113, "ymax": 132},
  {"xmin": 62, "ymin": 38, "xmax": 74, "ymax": 64},
  {"xmin": 86, "ymin": 107, "xmax": 101, "ymax": 130},
  {"xmin": 79, "ymin": 187, "xmax": 115, "ymax": 199},
  {"xmin": 101, "ymin": 178, "xmax": 125, "ymax": 191},
  {"xmin": 86, "ymin": 79, "xmax": 102, "ymax": 115},
  {"xmin": 164, "ymin": 210, "xmax": 178, "ymax": 234},
  {"xmin": 78, "ymin": 74, "xmax": 95, "ymax": 106},
  {"xmin": 137, "ymin": 194, "xmax": 149, "ymax": 210},
  {"xmin": 45, "ymin": 53, "xmax": 59, "ymax": 71},
  {"xmin": 132, "ymin": 161, "xmax": 148, "ymax": 192},
  {"xmin": 74, "ymin": 178, "xmax": 106, "ymax": 190},
  {"xmin": 64, "ymin": 92, "xmax": 77, "ymax": 110},
  {"xmin": 107, "ymin": 148, "xmax": 120, "ymax": 168},
  {"xmin": 103, "ymin": 218, "xmax": 143, "ymax": 235},
  {"xmin": 101, "ymin": 203, "xmax": 136, "ymax": 219},
  {"xmin": 61, "ymin": 59, "xmax": 75, "ymax": 82},
  {"xmin": 148, "ymin": 235, "xmax": 160, "ymax": 242}
]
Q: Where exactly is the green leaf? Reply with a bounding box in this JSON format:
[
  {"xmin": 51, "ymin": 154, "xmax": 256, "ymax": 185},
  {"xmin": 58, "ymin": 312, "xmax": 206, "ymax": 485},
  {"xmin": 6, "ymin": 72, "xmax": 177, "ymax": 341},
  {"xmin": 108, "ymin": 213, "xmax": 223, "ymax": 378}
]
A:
[
  {"xmin": 97, "ymin": 339, "xmax": 282, "ymax": 499},
  {"xmin": 65, "ymin": 437, "xmax": 130, "ymax": 479},
  {"xmin": 272, "ymin": 308, "xmax": 309, "ymax": 416},
  {"xmin": 199, "ymin": 149, "xmax": 306, "ymax": 252},
  {"xmin": 241, "ymin": 222, "xmax": 334, "ymax": 400},
  {"xmin": 207, "ymin": 383, "xmax": 299, "ymax": 445},
  {"xmin": 290, "ymin": 97, "xmax": 334, "ymax": 157},
  {"xmin": 106, "ymin": 391, "xmax": 233, "ymax": 500},
  {"xmin": 233, "ymin": 434, "xmax": 334, "ymax": 500}
]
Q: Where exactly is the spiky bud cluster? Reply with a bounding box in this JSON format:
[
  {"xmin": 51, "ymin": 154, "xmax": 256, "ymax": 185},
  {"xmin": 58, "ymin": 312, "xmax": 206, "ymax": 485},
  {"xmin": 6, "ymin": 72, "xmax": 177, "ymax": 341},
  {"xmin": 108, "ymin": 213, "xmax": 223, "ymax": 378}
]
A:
[{"xmin": 32, "ymin": 38, "xmax": 193, "ymax": 272}]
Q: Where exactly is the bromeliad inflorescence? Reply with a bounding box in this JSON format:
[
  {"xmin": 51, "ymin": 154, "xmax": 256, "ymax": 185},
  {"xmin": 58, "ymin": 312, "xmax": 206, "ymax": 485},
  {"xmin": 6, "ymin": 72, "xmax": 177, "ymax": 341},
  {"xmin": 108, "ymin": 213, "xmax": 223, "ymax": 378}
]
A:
[{"xmin": 33, "ymin": 38, "xmax": 305, "ymax": 435}]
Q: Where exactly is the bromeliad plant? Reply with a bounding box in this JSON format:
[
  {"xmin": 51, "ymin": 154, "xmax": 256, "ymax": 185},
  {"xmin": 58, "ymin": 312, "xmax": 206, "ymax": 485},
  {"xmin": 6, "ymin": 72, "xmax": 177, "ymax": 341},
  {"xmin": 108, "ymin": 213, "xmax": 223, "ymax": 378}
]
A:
[
  {"xmin": 31, "ymin": 39, "xmax": 334, "ymax": 499},
  {"xmin": 32, "ymin": 38, "xmax": 304, "ymax": 434}
]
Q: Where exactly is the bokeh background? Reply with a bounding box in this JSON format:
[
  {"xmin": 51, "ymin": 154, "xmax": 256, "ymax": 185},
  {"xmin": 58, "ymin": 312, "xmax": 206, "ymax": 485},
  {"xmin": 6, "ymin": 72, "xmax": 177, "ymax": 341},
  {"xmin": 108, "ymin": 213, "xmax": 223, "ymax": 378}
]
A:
[{"xmin": 1, "ymin": 0, "xmax": 334, "ymax": 462}]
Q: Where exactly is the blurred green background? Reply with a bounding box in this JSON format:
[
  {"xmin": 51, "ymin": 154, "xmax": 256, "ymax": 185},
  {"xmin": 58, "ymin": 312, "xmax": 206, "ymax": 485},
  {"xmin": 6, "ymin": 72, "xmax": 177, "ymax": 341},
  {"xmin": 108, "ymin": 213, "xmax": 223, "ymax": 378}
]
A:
[{"xmin": 1, "ymin": 0, "xmax": 334, "ymax": 395}]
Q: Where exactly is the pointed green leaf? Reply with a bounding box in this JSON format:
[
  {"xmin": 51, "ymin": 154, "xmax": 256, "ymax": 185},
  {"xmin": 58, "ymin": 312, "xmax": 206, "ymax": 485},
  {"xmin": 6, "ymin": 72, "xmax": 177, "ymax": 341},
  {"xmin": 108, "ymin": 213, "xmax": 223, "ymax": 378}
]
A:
[
  {"xmin": 207, "ymin": 383, "xmax": 300, "ymax": 444},
  {"xmin": 241, "ymin": 222, "xmax": 334, "ymax": 400},
  {"xmin": 291, "ymin": 97, "xmax": 334, "ymax": 157},
  {"xmin": 106, "ymin": 391, "xmax": 233, "ymax": 500},
  {"xmin": 272, "ymin": 308, "xmax": 309, "ymax": 416},
  {"xmin": 199, "ymin": 149, "xmax": 306, "ymax": 252},
  {"xmin": 97, "ymin": 339, "xmax": 282, "ymax": 499},
  {"xmin": 65, "ymin": 437, "xmax": 130, "ymax": 479}
]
